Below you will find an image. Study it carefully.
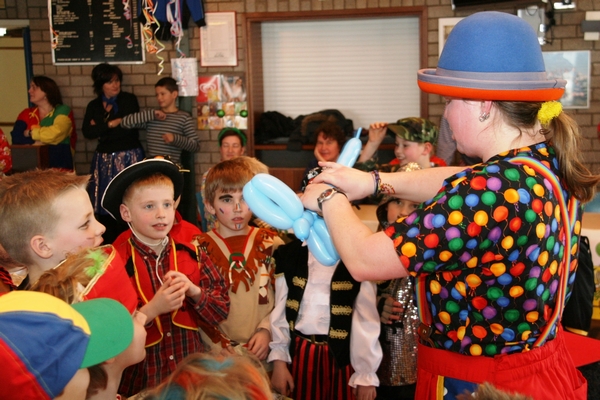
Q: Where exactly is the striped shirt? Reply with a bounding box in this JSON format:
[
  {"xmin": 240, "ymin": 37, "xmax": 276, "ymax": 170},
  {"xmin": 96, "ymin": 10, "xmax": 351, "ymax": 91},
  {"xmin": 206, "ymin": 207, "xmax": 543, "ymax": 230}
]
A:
[{"xmin": 121, "ymin": 109, "xmax": 199, "ymax": 163}]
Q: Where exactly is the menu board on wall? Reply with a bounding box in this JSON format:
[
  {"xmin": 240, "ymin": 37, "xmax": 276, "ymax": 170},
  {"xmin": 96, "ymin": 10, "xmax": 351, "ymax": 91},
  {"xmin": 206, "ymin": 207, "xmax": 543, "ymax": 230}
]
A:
[{"xmin": 49, "ymin": 0, "xmax": 144, "ymax": 65}]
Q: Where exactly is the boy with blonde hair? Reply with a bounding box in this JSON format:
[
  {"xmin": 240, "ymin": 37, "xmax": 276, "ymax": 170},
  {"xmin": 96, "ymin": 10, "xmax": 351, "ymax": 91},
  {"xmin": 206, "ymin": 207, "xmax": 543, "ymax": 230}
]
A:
[
  {"xmin": 195, "ymin": 156, "xmax": 283, "ymax": 361},
  {"xmin": 102, "ymin": 158, "xmax": 229, "ymax": 396},
  {"xmin": 0, "ymin": 169, "xmax": 105, "ymax": 288}
]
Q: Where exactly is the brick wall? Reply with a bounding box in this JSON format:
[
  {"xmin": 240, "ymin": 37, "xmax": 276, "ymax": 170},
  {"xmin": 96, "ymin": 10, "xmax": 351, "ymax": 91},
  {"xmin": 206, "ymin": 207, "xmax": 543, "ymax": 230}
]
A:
[{"xmin": 2, "ymin": 0, "xmax": 599, "ymax": 188}]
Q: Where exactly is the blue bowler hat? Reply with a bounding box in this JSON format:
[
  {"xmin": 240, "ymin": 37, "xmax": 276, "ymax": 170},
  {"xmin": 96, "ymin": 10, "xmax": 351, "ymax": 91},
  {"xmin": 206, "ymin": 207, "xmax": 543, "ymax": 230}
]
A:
[{"xmin": 418, "ymin": 12, "xmax": 566, "ymax": 101}]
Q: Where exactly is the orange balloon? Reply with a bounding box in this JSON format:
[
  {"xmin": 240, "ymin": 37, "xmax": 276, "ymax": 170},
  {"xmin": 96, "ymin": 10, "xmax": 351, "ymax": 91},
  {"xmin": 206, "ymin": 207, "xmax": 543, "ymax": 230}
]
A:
[
  {"xmin": 533, "ymin": 184, "xmax": 544, "ymax": 197},
  {"xmin": 536, "ymin": 222, "xmax": 546, "ymax": 239},
  {"xmin": 493, "ymin": 206, "xmax": 509, "ymax": 222},
  {"xmin": 490, "ymin": 263, "xmax": 506, "ymax": 277},
  {"xmin": 549, "ymin": 260, "xmax": 558, "ymax": 275},
  {"xmin": 537, "ymin": 250, "xmax": 548, "ymax": 267},
  {"xmin": 439, "ymin": 251, "xmax": 453, "ymax": 262},
  {"xmin": 544, "ymin": 201, "xmax": 553, "ymax": 217},
  {"xmin": 466, "ymin": 274, "xmax": 482, "ymax": 289},
  {"xmin": 470, "ymin": 344, "xmax": 483, "ymax": 356},
  {"xmin": 509, "ymin": 286, "xmax": 524, "ymax": 298},
  {"xmin": 472, "ymin": 325, "xmax": 487, "ymax": 339},
  {"xmin": 457, "ymin": 326, "xmax": 466, "ymax": 340},
  {"xmin": 448, "ymin": 210, "xmax": 463, "ymax": 225},
  {"xmin": 455, "ymin": 281, "xmax": 467, "ymax": 297},
  {"xmin": 526, "ymin": 311, "xmax": 539, "ymax": 323},
  {"xmin": 466, "ymin": 257, "xmax": 479, "ymax": 268},
  {"xmin": 401, "ymin": 242, "xmax": 417, "ymax": 257},
  {"xmin": 501, "ymin": 236, "xmax": 514, "ymax": 250},
  {"xmin": 504, "ymin": 188, "xmax": 519, "ymax": 204},
  {"xmin": 490, "ymin": 323, "xmax": 504, "ymax": 335},
  {"xmin": 438, "ymin": 311, "xmax": 451, "ymax": 325},
  {"xmin": 474, "ymin": 210, "xmax": 488, "ymax": 227},
  {"xmin": 430, "ymin": 280, "xmax": 442, "ymax": 295}
]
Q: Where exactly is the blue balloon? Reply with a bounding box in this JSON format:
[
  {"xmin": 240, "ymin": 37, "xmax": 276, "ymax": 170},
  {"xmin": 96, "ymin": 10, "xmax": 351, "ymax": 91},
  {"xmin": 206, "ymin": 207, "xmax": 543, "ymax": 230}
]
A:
[
  {"xmin": 465, "ymin": 194, "xmax": 479, "ymax": 208},
  {"xmin": 240, "ymin": 128, "xmax": 366, "ymax": 267},
  {"xmin": 293, "ymin": 218, "xmax": 311, "ymax": 241},
  {"xmin": 243, "ymin": 181, "xmax": 294, "ymax": 229},
  {"xmin": 496, "ymin": 296, "xmax": 510, "ymax": 307},
  {"xmin": 250, "ymin": 174, "xmax": 304, "ymax": 220}
]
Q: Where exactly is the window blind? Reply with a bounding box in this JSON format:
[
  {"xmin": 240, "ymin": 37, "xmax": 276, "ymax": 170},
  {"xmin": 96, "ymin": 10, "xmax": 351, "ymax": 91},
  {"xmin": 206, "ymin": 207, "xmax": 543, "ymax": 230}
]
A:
[{"xmin": 261, "ymin": 17, "xmax": 421, "ymax": 130}]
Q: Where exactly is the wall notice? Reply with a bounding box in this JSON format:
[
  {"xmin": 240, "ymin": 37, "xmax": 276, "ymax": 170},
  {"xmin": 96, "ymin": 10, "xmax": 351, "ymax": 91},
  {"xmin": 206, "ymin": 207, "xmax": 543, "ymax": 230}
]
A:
[{"xmin": 49, "ymin": 0, "xmax": 144, "ymax": 65}]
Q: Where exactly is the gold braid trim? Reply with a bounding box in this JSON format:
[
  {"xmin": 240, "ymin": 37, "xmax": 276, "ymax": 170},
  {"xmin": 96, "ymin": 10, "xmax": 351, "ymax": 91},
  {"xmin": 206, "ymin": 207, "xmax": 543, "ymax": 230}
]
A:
[
  {"xmin": 274, "ymin": 272, "xmax": 285, "ymax": 279},
  {"xmin": 329, "ymin": 328, "xmax": 348, "ymax": 340},
  {"xmin": 331, "ymin": 281, "xmax": 353, "ymax": 291},
  {"xmin": 288, "ymin": 320, "xmax": 295, "ymax": 331},
  {"xmin": 286, "ymin": 299, "xmax": 299, "ymax": 311},
  {"xmin": 293, "ymin": 276, "xmax": 307, "ymax": 289},
  {"xmin": 331, "ymin": 305, "xmax": 352, "ymax": 315}
]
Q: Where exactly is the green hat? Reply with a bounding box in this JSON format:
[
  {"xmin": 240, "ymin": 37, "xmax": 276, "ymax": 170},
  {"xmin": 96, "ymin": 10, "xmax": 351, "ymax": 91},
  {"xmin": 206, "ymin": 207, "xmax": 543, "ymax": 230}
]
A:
[
  {"xmin": 218, "ymin": 127, "xmax": 247, "ymax": 147},
  {"xmin": 387, "ymin": 117, "xmax": 438, "ymax": 144}
]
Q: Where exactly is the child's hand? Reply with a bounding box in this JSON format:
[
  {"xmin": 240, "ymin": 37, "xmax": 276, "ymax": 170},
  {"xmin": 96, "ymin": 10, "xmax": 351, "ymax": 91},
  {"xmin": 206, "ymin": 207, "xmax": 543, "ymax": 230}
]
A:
[
  {"xmin": 246, "ymin": 328, "xmax": 270, "ymax": 360},
  {"xmin": 154, "ymin": 110, "xmax": 167, "ymax": 120},
  {"xmin": 162, "ymin": 133, "xmax": 174, "ymax": 143},
  {"xmin": 147, "ymin": 275, "xmax": 186, "ymax": 317},
  {"xmin": 354, "ymin": 385, "xmax": 376, "ymax": 400},
  {"xmin": 164, "ymin": 271, "xmax": 201, "ymax": 300},
  {"xmin": 271, "ymin": 360, "xmax": 294, "ymax": 397},
  {"xmin": 368, "ymin": 122, "xmax": 388, "ymax": 144},
  {"xmin": 379, "ymin": 293, "xmax": 403, "ymax": 324}
]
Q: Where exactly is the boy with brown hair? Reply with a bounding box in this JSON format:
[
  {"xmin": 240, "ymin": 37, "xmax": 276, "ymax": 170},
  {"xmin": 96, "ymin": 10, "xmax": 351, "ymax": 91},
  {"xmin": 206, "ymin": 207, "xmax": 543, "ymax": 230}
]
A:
[
  {"xmin": 101, "ymin": 158, "xmax": 229, "ymax": 396},
  {"xmin": 0, "ymin": 169, "xmax": 106, "ymax": 289},
  {"xmin": 194, "ymin": 156, "xmax": 283, "ymax": 361},
  {"xmin": 120, "ymin": 77, "xmax": 199, "ymax": 164}
]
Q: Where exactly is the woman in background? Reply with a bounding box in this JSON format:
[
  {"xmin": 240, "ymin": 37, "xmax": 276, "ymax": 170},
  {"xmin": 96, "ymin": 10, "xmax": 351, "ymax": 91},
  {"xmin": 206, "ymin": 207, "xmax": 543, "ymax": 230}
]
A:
[
  {"xmin": 11, "ymin": 75, "xmax": 75, "ymax": 171},
  {"xmin": 82, "ymin": 63, "xmax": 144, "ymax": 243},
  {"xmin": 302, "ymin": 12, "xmax": 598, "ymax": 399}
]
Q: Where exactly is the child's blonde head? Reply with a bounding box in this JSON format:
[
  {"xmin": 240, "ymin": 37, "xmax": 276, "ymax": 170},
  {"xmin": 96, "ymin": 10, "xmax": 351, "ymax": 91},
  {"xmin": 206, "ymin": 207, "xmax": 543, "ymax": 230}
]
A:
[
  {"xmin": 122, "ymin": 173, "xmax": 174, "ymax": 206},
  {"xmin": 204, "ymin": 156, "xmax": 268, "ymax": 206},
  {"xmin": 145, "ymin": 353, "xmax": 272, "ymax": 400},
  {"xmin": 0, "ymin": 170, "xmax": 89, "ymax": 265}
]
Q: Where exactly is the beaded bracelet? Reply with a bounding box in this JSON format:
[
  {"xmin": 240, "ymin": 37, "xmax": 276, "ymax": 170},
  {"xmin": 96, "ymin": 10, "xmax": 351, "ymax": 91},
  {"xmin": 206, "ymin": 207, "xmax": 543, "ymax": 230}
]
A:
[
  {"xmin": 370, "ymin": 170, "xmax": 380, "ymax": 196},
  {"xmin": 370, "ymin": 169, "xmax": 395, "ymax": 196}
]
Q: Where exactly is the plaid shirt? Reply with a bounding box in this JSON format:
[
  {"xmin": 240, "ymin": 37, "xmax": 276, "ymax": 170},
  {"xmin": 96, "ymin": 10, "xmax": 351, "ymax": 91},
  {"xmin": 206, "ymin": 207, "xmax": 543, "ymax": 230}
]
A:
[{"xmin": 119, "ymin": 236, "xmax": 229, "ymax": 396}]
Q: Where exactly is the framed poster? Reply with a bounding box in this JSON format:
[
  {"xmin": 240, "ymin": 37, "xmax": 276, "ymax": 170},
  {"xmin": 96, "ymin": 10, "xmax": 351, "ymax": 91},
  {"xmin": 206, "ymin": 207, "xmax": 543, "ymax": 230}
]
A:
[
  {"xmin": 200, "ymin": 12, "xmax": 238, "ymax": 67},
  {"xmin": 438, "ymin": 17, "xmax": 463, "ymax": 57},
  {"xmin": 49, "ymin": 0, "xmax": 144, "ymax": 65},
  {"xmin": 542, "ymin": 50, "xmax": 590, "ymax": 109}
]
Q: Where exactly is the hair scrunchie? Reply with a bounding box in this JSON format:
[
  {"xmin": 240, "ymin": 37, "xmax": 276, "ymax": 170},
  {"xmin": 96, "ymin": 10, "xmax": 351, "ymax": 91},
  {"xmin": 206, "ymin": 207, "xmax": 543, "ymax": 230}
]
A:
[{"xmin": 538, "ymin": 101, "xmax": 562, "ymax": 126}]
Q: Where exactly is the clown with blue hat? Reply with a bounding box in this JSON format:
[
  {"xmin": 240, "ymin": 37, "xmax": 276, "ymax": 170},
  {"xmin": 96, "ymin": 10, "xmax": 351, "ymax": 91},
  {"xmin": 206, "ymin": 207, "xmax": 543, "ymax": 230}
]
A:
[{"xmin": 299, "ymin": 11, "xmax": 599, "ymax": 400}]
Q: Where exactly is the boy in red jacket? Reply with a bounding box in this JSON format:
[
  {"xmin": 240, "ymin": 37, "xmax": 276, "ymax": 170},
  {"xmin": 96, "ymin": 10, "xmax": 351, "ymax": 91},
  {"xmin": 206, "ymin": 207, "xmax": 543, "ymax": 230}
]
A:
[{"xmin": 102, "ymin": 158, "xmax": 229, "ymax": 396}]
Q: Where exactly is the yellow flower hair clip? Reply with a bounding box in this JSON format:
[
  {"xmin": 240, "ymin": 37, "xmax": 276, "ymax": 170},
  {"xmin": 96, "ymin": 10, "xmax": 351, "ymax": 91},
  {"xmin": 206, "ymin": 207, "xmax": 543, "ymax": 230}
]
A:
[{"xmin": 537, "ymin": 101, "xmax": 562, "ymax": 126}]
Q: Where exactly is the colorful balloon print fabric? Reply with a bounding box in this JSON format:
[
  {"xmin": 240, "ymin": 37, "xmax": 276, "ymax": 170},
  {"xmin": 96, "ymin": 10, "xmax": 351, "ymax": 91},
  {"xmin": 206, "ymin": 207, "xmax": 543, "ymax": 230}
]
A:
[{"xmin": 386, "ymin": 143, "xmax": 581, "ymax": 357}]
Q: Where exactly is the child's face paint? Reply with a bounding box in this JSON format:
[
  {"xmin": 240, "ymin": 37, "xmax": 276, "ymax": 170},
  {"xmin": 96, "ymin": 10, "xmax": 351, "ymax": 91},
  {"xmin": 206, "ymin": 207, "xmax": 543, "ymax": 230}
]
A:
[{"xmin": 208, "ymin": 189, "xmax": 252, "ymax": 238}]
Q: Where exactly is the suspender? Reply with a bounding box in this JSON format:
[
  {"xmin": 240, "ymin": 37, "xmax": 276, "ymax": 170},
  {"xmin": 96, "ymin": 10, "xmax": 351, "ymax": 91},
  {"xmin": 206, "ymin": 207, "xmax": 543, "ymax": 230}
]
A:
[{"xmin": 416, "ymin": 157, "xmax": 579, "ymax": 348}]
